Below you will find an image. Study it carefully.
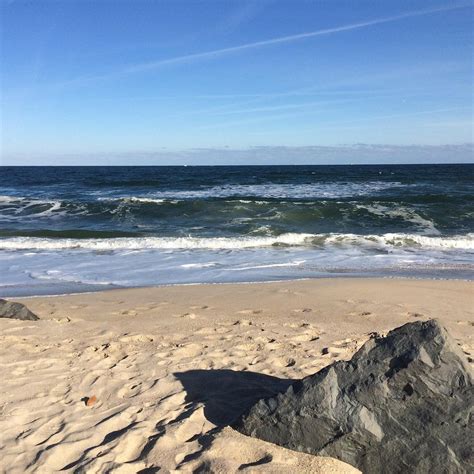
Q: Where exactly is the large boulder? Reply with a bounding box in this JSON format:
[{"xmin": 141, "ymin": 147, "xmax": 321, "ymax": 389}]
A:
[
  {"xmin": 0, "ymin": 299, "xmax": 39, "ymax": 320},
  {"xmin": 233, "ymin": 320, "xmax": 473, "ymax": 473}
]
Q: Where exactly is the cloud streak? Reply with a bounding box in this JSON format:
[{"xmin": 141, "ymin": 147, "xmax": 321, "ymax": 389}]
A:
[
  {"xmin": 15, "ymin": 2, "xmax": 471, "ymax": 91},
  {"xmin": 122, "ymin": 3, "xmax": 470, "ymax": 74},
  {"xmin": 196, "ymin": 106, "xmax": 472, "ymax": 130}
]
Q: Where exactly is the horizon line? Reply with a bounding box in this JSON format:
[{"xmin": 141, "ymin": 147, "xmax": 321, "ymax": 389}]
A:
[{"xmin": 2, "ymin": 162, "xmax": 473, "ymax": 167}]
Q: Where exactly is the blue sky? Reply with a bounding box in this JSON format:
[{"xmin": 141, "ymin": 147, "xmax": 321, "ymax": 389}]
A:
[{"xmin": 1, "ymin": 0, "xmax": 473, "ymax": 164}]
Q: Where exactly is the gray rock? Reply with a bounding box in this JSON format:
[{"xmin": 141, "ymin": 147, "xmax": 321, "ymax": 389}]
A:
[
  {"xmin": 233, "ymin": 320, "xmax": 473, "ymax": 473},
  {"xmin": 0, "ymin": 299, "xmax": 39, "ymax": 320}
]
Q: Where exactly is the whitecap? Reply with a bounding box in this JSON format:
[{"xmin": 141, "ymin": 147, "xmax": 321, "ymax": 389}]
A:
[{"xmin": 0, "ymin": 232, "xmax": 472, "ymax": 251}]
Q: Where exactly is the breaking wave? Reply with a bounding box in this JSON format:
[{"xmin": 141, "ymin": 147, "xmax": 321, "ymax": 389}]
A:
[{"xmin": 1, "ymin": 233, "xmax": 472, "ymax": 251}]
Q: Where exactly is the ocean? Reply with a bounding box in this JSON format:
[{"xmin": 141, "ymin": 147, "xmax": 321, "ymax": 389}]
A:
[{"xmin": 0, "ymin": 164, "xmax": 473, "ymax": 296}]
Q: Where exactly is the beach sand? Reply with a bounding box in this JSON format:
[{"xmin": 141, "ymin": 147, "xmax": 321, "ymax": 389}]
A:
[{"xmin": 1, "ymin": 278, "xmax": 473, "ymax": 473}]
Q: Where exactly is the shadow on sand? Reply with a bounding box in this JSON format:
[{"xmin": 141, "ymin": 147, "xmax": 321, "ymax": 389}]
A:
[{"xmin": 174, "ymin": 369, "xmax": 294, "ymax": 426}]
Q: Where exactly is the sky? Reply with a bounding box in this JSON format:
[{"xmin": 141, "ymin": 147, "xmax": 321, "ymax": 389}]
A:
[{"xmin": 1, "ymin": 0, "xmax": 473, "ymax": 165}]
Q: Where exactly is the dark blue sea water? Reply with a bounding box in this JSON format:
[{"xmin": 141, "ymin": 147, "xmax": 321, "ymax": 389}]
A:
[{"xmin": 0, "ymin": 165, "xmax": 473, "ymax": 296}]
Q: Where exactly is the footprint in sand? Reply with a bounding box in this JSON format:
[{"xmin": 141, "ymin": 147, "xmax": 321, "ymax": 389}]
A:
[
  {"xmin": 52, "ymin": 317, "xmax": 71, "ymax": 324},
  {"xmin": 349, "ymin": 311, "xmax": 374, "ymax": 318},
  {"xmin": 214, "ymin": 327, "xmax": 232, "ymax": 334},
  {"xmin": 206, "ymin": 349, "xmax": 227, "ymax": 358},
  {"xmin": 321, "ymin": 345, "xmax": 349, "ymax": 357},
  {"xmin": 118, "ymin": 382, "xmax": 145, "ymax": 398},
  {"xmin": 135, "ymin": 305, "xmax": 154, "ymax": 311},
  {"xmin": 274, "ymin": 356, "xmax": 296, "ymax": 367},
  {"xmin": 332, "ymin": 338, "xmax": 355, "ymax": 348},
  {"xmin": 234, "ymin": 342, "xmax": 261, "ymax": 351},
  {"xmin": 181, "ymin": 312, "xmax": 198, "ymax": 319},
  {"xmin": 320, "ymin": 336, "xmax": 362, "ymax": 359},
  {"xmin": 233, "ymin": 319, "xmax": 253, "ymax": 326},
  {"xmin": 195, "ymin": 327, "xmax": 215, "ymax": 335},
  {"xmin": 119, "ymin": 334, "xmax": 154, "ymax": 343},
  {"xmin": 285, "ymin": 321, "xmax": 312, "ymax": 329},
  {"xmin": 172, "ymin": 343, "xmax": 204, "ymax": 358},
  {"xmin": 249, "ymin": 355, "xmax": 264, "ymax": 365},
  {"xmin": 254, "ymin": 335, "xmax": 276, "ymax": 344},
  {"xmin": 290, "ymin": 333, "xmax": 320, "ymax": 343}
]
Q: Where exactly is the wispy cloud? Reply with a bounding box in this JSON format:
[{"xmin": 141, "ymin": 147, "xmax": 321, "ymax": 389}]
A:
[
  {"xmin": 196, "ymin": 105, "xmax": 472, "ymax": 130},
  {"xmin": 196, "ymin": 97, "xmax": 364, "ymax": 117},
  {"xmin": 214, "ymin": 0, "xmax": 272, "ymax": 34},
  {"xmin": 5, "ymin": 144, "xmax": 473, "ymax": 166}
]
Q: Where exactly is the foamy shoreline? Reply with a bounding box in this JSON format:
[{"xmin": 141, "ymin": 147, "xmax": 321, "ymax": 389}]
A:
[
  {"xmin": 9, "ymin": 274, "xmax": 474, "ymax": 301},
  {"xmin": 1, "ymin": 278, "xmax": 473, "ymax": 472},
  {"xmin": 2, "ymin": 231, "xmax": 473, "ymax": 298}
]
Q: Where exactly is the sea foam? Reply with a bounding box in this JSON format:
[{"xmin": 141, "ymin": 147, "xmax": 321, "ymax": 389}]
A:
[{"xmin": 0, "ymin": 233, "xmax": 472, "ymax": 251}]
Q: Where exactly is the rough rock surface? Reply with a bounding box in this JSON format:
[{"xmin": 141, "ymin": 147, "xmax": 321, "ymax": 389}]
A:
[
  {"xmin": 0, "ymin": 299, "xmax": 39, "ymax": 320},
  {"xmin": 233, "ymin": 320, "xmax": 473, "ymax": 473}
]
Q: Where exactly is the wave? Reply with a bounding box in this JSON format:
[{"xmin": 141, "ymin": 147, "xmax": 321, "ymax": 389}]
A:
[
  {"xmin": 0, "ymin": 195, "xmax": 19, "ymax": 203},
  {"xmin": 120, "ymin": 197, "xmax": 167, "ymax": 204},
  {"xmin": 1, "ymin": 189, "xmax": 470, "ymax": 242},
  {"xmin": 323, "ymin": 233, "xmax": 474, "ymax": 250},
  {"xmin": 100, "ymin": 181, "xmax": 407, "ymax": 200},
  {"xmin": 354, "ymin": 204, "xmax": 440, "ymax": 234},
  {"xmin": 180, "ymin": 262, "xmax": 219, "ymax": 269},
  {"xmin": 231, "ymin": 260, "xmax": 307, "ymax": 271},
  {"xmin": 105, "ymin": 197, "xmax": 181, "ymax": 204},
  {"xmin": 0, "ymin": 195, "xmax": 75, "ymax": 219},
  {"xmin": 0, "ymin": 233, "xmax": 314, "ymax": 250},
  {"xmin": 0, "ymin": 233, "xmax": 472, "ymax": 251}
]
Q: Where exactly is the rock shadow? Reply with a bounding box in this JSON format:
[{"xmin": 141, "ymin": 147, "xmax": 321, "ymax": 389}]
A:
[{"xmin": 174, "ymin": 369, "xmax": 293, "ymax": 426}]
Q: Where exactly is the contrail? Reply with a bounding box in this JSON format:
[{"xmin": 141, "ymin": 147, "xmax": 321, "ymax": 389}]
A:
[
  {"xmin": 123, "ymin": 3, "xmax": 471, "ymax": 74},
  {"xmin": 42, "ymin": 1, "xmax": 471, "ymax": 89}
]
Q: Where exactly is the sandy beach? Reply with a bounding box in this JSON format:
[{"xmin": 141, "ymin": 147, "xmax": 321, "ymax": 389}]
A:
[
  {"xmin": 3, "ymin": 0, "xmax": 474, "ymax": 470},
  {"xmin": 1, "ymin": 278, "xmax": 473, "ymax": 473}
]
